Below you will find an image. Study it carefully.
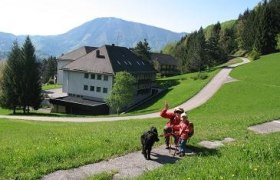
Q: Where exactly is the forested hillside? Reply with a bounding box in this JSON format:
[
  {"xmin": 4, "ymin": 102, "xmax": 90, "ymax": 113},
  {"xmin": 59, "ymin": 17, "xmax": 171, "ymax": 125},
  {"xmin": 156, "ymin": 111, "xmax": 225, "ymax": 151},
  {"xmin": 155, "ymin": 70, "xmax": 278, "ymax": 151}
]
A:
[{"xmin": 163, "ymin": 0, "xmax": 280, "ymax": 73}]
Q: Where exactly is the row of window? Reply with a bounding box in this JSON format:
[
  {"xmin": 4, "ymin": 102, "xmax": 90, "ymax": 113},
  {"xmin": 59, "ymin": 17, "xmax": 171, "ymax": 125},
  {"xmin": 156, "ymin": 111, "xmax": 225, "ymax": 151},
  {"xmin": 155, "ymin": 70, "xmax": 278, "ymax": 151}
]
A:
[
  {"xmin": 160, "ymin": 65, "xmax": 177, "ymax": 70},
  {"xmin": 84, "ymin": 73, "xmax": 108, "ymax": 81},
  {"xmin": 84, "ymin": 85, "xmax": 108, "ymax": 93}
]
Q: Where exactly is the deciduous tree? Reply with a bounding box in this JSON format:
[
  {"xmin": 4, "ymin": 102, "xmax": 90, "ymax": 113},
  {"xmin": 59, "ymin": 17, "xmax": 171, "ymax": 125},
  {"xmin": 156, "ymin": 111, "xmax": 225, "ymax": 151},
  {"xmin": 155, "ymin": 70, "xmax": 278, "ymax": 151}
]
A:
[{"xmin": 106, "ymin": 71, "xmax": 136, "ymax": 114}]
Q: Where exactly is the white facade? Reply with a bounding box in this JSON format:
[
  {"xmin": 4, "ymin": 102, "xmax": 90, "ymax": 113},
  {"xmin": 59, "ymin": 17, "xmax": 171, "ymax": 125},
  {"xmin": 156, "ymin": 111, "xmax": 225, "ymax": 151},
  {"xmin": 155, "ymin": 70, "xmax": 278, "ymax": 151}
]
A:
[
  {"xmin": 63, "ymin": 70, "xmax": 113, "ymax": 101},
  {"xmin": 57, "ymin": 59, "xmax": 73, "ymax": 84}
]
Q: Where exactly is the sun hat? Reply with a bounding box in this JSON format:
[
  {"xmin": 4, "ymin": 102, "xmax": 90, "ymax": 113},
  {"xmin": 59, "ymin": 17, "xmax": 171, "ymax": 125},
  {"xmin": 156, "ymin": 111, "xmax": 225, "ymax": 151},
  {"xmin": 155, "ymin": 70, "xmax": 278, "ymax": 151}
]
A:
[{"xmin": 174, "ymin": 107, "xmax": 184, "ymax": 113}]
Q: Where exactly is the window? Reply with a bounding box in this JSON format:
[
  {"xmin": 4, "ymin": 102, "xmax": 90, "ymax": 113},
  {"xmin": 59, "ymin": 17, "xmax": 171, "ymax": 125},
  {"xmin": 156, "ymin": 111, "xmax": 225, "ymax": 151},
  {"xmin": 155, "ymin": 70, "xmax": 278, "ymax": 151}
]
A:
[
  {"xmin": 90, "ymin": 86, "xmax": 95, "ymax": 91},
  {"xmin": 103, "ymin": 75, "xmax": 108, "ymax": 81},
  {"xmin": 91, "ymin": 74, "xmax": 95, "ymax": 79},
  {"xmin": 103, "ymin": 88, "xmax": 108, "ymax": 93},
  {"xmin": 96, "ymin": 87, "xmax": 101, "ymax": 92},
  {"xmin": 84, "ymin": 85, "xmax": 88, "ymax": 90},
  {"xmin": 84, "ymin": 73, "xmax": 89, "ymax": 78},
  {"xmin": 97, "ymin": 74, "xmax": 102, "ymax": 80}
]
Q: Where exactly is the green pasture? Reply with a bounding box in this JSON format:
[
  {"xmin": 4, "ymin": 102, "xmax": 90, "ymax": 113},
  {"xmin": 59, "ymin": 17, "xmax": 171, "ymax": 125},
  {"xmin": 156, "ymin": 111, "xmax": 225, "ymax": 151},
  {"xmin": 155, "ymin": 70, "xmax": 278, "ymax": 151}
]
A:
[
  {"xmin": 0, "ymin": 54, "xmax": 280, "ymax": 179},
  {"xmin": 129, "ymin": 69, "xmax": 219, "ymax": 114},
  {"xmin": 137, "ymin": 53, "xmax": 280, "ymax": 179},
  {"xmin": 42, "ymin": 84, "xmax": 62, "ymax": 90}
]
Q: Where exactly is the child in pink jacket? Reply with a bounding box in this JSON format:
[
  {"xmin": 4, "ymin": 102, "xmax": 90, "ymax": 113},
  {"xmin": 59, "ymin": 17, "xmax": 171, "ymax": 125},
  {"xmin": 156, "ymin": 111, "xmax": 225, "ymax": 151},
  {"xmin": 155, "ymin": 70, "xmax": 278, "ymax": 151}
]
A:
[{"xmin": 176, "ymin": 112, "xmax": 191, "ymax": 157}]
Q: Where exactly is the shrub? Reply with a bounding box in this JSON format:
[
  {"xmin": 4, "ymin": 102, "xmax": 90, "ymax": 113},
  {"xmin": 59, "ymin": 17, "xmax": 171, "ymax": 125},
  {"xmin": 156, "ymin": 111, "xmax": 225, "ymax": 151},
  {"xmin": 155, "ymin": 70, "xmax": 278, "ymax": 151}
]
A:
[
  {"xmin": 248, "ymin": 49, "xmax": 261, "ymax": 60},
  {"xmin": 191, "ymin": 72, "xmax": 208, "ymax": 80},
  {"xmin": 48, "ymin": 78, "xmax": 55, "ymax": 84}
]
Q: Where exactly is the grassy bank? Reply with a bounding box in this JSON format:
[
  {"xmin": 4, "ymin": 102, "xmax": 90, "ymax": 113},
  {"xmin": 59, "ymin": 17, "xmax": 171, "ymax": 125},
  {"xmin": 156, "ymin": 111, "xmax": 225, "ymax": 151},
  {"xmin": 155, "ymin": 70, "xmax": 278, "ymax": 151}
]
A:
[
  {"xmin": 129, "ymin": 69, "xmax": 219, "ymax": 114},
  {"xmin": 0, "ymin": 118, "xmax": 163, "ymax": 179},
  {"xmin": 0, "ymin": 54, "xmax": 280, "ymax": 179},
  {"xmin": 137, "ymin": 53, "xmax": 280, "ymax": 179}
]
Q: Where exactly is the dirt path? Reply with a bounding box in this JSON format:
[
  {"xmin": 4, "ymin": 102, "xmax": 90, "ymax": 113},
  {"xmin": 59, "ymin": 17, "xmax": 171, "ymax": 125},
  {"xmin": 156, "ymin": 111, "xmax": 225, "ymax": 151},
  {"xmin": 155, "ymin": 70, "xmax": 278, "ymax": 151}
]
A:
[
  {"xmin": 0, "ymin": 58, "xmax": 250, "ymax": 123},
  {"xmin": 42, "ymin": 145, "xmax": 184, "ymax": 180},
  {"xmin": 43, "ymin": 137, "xmax": 236, "ymax": 180}
]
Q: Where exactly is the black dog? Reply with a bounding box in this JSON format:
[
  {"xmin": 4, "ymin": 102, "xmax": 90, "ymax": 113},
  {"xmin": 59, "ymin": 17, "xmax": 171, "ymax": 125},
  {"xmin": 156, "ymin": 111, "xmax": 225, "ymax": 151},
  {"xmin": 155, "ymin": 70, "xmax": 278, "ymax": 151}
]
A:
[{"xmin": 141, "ymin": 126, "xmax": 159, "ymax": 160}]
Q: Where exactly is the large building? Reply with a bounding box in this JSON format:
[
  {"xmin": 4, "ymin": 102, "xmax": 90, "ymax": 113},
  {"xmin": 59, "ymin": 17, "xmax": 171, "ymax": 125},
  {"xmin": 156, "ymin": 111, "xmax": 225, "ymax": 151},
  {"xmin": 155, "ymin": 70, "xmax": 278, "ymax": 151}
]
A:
[
  {"xmin": 57, "ymin": 46, "xmax": 97, "ymax": 84},
  {"xmin": 51, "ymin": 44, "xmax": 156, "ymax": 115},
  {"xmin": 150, "ymin": 53, "xmax": 179, "ymax": 76}
]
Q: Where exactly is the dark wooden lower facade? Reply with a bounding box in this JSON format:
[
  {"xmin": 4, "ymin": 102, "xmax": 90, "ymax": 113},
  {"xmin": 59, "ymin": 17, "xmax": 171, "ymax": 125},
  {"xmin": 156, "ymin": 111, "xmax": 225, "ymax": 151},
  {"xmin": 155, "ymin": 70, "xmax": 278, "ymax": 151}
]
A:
[{"xmin": 49, "ymin": 96, "xmax": 109, "ymax": 115}]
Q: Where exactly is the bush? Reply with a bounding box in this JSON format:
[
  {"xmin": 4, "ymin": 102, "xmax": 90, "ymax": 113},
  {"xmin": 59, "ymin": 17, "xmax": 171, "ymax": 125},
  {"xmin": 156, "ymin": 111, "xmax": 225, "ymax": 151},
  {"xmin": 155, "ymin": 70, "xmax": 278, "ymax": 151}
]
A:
[
  {"xmin": 191, "ymin": 72, "xmax": 208, "ymax": 80},
  {"xmin": 48, "ymin": 78, "xmax": 55, "ymax": 84},
  {"xmin": 249, "ymin": 49, "xmax": 261, "ymax": 60}
]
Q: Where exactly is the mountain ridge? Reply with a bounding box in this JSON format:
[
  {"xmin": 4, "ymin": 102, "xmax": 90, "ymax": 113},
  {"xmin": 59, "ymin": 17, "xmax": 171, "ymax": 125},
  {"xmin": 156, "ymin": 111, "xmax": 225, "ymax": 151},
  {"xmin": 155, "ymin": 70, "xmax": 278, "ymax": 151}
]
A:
[{"xmin": 0, "ymin": 17, "xmax": 185, "ymax": 59}]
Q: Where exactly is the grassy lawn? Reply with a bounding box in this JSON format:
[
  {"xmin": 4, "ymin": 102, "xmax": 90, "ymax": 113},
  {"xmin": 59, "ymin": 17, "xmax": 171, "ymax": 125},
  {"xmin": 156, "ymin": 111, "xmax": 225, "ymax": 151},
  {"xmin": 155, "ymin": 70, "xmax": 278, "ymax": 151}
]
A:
[
  {"xmin": 0, "ymin": 53, "xmax": 280, "ymax": 179},
  {"xmin": 42, "ymin": 83, "xmax": 62, "ymax": 91},
  {"xmin": 137, "ymin": 53, "xmax": 280, "ymax": 179},
  {"xmin": 218, "ymin": 57, "xmax": 243, "ymax": 67},
  {"xmin": 0, "ymin": 107, "xmax": 11, "ymax": 115},
  {"xmin": 128, "ymin": 69, "xmax": 219, "ymax": 114}
]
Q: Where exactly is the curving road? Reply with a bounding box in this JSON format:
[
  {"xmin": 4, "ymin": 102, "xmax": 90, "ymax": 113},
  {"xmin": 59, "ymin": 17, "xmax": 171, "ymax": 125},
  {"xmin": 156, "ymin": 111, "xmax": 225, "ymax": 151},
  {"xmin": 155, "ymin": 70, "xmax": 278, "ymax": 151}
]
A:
[{"xmin": 0, "ymin": 58, "xmax": 250, "ymax": 123}]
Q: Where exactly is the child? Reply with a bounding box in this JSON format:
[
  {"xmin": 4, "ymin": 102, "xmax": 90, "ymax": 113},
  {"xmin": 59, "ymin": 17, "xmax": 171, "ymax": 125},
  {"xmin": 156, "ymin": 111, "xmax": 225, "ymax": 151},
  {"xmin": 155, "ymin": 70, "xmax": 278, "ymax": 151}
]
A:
[{"xmin": 176, "ymin": 112, "xmax": 191, "ymax": 157}]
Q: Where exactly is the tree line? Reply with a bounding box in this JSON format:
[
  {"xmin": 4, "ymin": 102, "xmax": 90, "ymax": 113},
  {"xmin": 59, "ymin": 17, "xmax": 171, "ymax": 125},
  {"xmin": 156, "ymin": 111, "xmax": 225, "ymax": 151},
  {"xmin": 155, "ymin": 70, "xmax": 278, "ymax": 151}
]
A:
[
  {"xmin": 163, "ymin": 0, "xmax": 280, "ymax": 74},
  {"xmin": 0, "ymin": 36, "xmax": 42, "ymax": 114}
]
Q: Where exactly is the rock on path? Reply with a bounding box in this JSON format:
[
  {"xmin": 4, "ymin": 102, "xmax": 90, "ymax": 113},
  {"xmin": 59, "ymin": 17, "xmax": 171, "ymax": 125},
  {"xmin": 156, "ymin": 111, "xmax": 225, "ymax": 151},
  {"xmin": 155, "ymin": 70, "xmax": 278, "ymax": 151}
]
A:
[{"xmin": 248, "ymin": 120, "xmax": 280, "ymax": 134}]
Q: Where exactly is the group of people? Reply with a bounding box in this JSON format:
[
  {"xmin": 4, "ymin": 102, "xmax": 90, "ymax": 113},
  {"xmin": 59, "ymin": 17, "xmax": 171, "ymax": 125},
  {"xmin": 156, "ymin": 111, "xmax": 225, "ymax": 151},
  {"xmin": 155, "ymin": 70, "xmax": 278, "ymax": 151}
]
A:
[{"xmin": 160, "ymin": 102, "xmax": 193, "ymax": 157}]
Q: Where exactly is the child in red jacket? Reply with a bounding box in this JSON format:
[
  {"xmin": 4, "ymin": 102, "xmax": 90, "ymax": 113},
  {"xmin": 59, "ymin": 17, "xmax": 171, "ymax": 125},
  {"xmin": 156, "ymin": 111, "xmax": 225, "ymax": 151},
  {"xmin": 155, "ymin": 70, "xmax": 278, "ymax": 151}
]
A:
[{"xmin": 160, "ymin": 102, "xmax": 184, "ymax": 149}]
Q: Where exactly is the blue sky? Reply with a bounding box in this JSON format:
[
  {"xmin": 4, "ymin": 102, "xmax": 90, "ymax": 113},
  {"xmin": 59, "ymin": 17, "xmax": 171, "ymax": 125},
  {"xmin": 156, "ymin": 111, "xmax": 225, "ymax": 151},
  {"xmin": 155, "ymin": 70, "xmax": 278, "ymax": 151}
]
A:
[{"xmin": 0, "ymin": 0, "xmax": 262, "ymax": 35}]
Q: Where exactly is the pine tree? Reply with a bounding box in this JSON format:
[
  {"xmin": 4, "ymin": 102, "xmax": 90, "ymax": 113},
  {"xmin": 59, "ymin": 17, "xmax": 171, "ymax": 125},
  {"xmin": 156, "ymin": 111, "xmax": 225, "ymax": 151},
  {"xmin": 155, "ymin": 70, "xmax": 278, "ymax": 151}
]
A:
[
  {"xmin": 21, "ymin": 36, "xmax": 42, "ymax": 113},
  {"xmin": 219, "ymin": 28, "xmax": 237, "ymax": 55},
  {"xmin": 186, "ymin": 27, "xmax": 207, "ymax": 72},
  {"xmin": 0, "ymin": 41, "xmax": 22, "ymax": 114},
  {"xmin": 41, "ymin": 56, "xmax": 57, "ymax": 84},
  {"xmin": 132, "ymin": 39, "xmax": 151, "ymax": 61},
  {"xmin": 254, "ymin": 0, "xmax": 279, "ymax": 54}
]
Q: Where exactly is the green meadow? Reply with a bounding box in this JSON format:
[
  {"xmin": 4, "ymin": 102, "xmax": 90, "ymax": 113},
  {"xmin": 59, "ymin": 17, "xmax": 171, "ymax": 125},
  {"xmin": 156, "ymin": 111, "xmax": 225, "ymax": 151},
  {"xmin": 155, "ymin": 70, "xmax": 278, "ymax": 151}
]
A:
[
  {"xmin": 0, "ymin": 54, "xmax": 280, "ymax": 179},
  {"xmin": 137, "ymin": 53, "xmax": 280, "ymax": 179},
  {"xmin": 42, "ymin": 84, "xmax": 62, "ymax": 91},
  {"xmin": 129, "ymin": 69, "xmax": 219, "ymax": 114}
]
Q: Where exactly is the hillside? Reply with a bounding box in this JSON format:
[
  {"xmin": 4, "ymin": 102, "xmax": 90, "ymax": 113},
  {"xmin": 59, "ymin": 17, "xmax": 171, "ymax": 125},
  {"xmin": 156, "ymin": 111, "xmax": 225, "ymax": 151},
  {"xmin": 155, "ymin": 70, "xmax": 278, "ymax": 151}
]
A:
[
  {"xmin": 1, "ymin": 53, "xmax": 280, "ymax": 179},
  {"xmin": 0, "ymin": 17, "xmax": 185, "ymax": 59}
]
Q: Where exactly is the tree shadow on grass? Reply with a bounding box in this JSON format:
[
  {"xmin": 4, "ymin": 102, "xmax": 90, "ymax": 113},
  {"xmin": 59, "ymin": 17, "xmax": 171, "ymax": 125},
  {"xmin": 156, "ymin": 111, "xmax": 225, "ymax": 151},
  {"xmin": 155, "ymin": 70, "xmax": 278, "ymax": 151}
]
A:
[
  {"xmin": 129, "ymin": 78, "xmax": 180, "ymax": 111},
  {"xmin": 186, "ymin": 144, "xmax": 220, "ymax": 157},
  {"xmin": 128, "ymin": 88, "xmax": 172, "ymax": 113}
]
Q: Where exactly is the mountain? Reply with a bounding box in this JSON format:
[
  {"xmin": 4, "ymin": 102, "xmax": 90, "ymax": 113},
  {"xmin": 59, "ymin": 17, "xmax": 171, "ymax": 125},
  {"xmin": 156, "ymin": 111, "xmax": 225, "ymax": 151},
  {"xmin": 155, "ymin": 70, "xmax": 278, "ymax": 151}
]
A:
[{"xmin": 0, "ymin": 17, "xmax": 185, "ymax": 59}]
